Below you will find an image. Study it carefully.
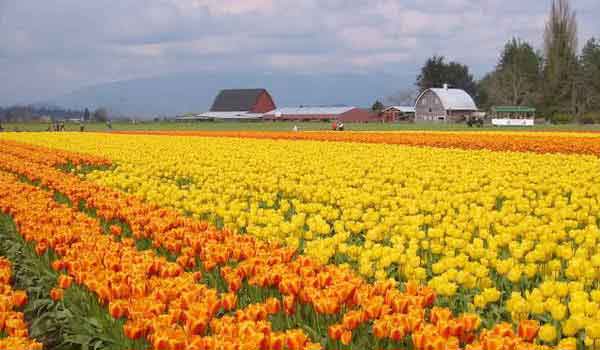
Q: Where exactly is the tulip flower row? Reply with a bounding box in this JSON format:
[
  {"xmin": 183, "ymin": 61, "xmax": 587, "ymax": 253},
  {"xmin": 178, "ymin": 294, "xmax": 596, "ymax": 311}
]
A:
[
  {"xmin": 0, "ymin": 257, "xmax": 44, "ymax": 350},
  {"xmin": 0, "ymin": 139, "xmax": 571, "ymax": 349},
  {"xmin": 111, "ymin": 130, "xmax": 600, "ymax": 156},
  {"xmin": 0, "ymin": 168, "xmax": 324, "ymax": 350},
  {"xmin": 0, "ymin": 142, "xmax": 440, "ymax": 333},
  {"xmin": 0, "ymin": 138, "xmax": 110, "ymax": 167}
]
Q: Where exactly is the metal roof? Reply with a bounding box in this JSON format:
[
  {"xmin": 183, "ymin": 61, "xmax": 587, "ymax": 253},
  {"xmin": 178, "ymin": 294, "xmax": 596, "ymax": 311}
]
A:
[
  {"xmin": 197, "ymin": 111, "xmax": 264, "ymax": 119},
  {"xmin": 175, "ymin": 115, "xmax": 213, "ymax": 120},
  {"xmin": 266, "ymin": 106, "xmax": 355, "ymax": 117},
  {"xmin": 210, "ymin": 89, "xmax": 268, "ymax": 112},
  {"xmin": 492, "ymin": 106, "xmax": 536, "ymax": 113},
  {"xmin": 384, "ymin": 106, "xmax": 415, "ymax": 113},
  {"xmin": 420, "ymin": 88, "xmax": 478, "ymax": 111}
]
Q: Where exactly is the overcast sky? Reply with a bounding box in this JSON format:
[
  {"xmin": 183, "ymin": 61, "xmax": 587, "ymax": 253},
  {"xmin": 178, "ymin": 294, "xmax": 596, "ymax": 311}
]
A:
[{"xmin": 0, "ymin": 0, "xmax": 598, "ymax": 105}]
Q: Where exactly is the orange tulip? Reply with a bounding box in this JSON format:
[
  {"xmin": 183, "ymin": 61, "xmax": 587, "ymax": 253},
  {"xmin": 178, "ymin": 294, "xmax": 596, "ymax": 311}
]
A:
[
  {"xmin": 265, "ymin": 297, "xmax": 281, "ymax": 314},
  {"xmin": 123, "ymin": 320, "xmax": 146, "ymax": 340},
  {"xmin": 389, "ymin": 325, "xmax": 406, "ymax": 342},
  {"xmin": 285, "ymin": 330, "xmax": 308, "ymax": 350},
  {"xmin": 340, "ymin": 330, "xmax": 352, "ymax": 346},
  {"xmin": 342, "ymin": 310, "xmax": 362, "ymax": 331},
  {"xmin": 109, "ymin": 225, "xmax": 122, "ymax": 236},
  {"xmin": 517, "ymin": 320, "xmax": 539, "ymax": 342},
  {"xmin": 430, "ymin": 307, "xmax": 452, "ymax": 325},
  {"xmin": 109, "ymin": 300, "xmax": 129, "ymax": 319},
  {"xmin": 328, "ymin": 324, "xmax": 344, "ymax": 340},
  {"xmin": 57, "ymin": 274, "xmax": 73, "ymax": 289},
  {"xmin": 11, "ymin": 291, "xmax": 28, "ymax": 308},
  {"xmin": 491, "ymin": 322, "xmax": 514, "ymax": 338},
  {"xmin": 152, "ymin": 334, "xmax": 170, "ymax": 350},
  {"xmin": 221, "ymin": 292, "xmax": 237, "ymax": 311},
  {"xmin": 268, "ymin": 333, "xmax": 285, "ymax": 350},
  {"xmin": 50, "ymin": 287, "xmax": 64, "ymax": 301},
  {"xmin": 283, "ymin": 295, "xmax": 296, "ymax": 315},
  {"xmin": 460, "ymin": 314, "xmax": 481, "ymax": 333},
  {"xmin": 372, "ymin": 320, "xmax": 388, "ymax": 339}
]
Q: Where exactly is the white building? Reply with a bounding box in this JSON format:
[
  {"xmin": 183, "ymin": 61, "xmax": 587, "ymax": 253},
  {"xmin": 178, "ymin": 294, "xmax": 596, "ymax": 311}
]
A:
[{"xmin": 414, "ymin": 85, "xmax": 478, "ymax": 122}]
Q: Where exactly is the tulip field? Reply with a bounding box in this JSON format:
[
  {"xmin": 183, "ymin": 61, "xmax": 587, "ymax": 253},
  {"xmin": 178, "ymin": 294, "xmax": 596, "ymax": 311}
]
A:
[{"xmin": 0, "ymin": 131, "xmax": 600, "ymax": 350}]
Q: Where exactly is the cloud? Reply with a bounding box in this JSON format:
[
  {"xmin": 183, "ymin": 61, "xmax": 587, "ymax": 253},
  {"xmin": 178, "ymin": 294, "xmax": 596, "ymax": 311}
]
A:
[
  {"xmin": 0, "ymin": 0, "xmax": 597, "ymax": 105},
  {"xmin": 173, "ymin": 0, "xmax": 274, "ymax": 16}
]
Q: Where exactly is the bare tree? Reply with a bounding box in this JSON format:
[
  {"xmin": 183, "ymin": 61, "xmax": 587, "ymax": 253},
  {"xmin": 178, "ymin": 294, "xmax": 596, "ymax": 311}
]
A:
[
  {"xmin": 385, "ymin": 88, "xmax": 419, "ymax": 106},
  {"xmin": 93, "ymin": 107, "xmax": 109, "ymax": 122}
]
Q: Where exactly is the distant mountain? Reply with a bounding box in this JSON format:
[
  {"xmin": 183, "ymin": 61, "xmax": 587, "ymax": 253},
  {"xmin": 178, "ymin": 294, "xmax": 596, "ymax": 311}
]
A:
[{"xmin": 47, "ymin": 71, "xmax": 414, "ymax": 118}]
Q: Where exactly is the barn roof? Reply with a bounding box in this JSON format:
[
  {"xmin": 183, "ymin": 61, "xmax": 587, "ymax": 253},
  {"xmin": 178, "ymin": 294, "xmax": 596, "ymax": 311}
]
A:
[
  {"xmin": 198, "ymin": 111, "xmax": 264, "ymax": 120},
  {"xmin": 384, "ymin": 106, "xmax": 415, "ymax": 113},
  {"xmin": 210, "ymin": 89, "xmax": 268, "ymax": 112},
  {"xmin": 420, "ymin": 88, "xmax": 478, "ymax": 111},
  {"xmin": 266, "ymin": 106, "xmax": 355, "ymax": 117}
]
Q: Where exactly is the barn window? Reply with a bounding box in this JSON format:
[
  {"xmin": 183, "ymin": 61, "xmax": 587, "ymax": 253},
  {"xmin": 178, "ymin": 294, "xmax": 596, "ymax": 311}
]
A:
[
  {"xmin": 421, "ymin": 98, "xmax": 427, "ymax": 105},
  {"xmin": 429, "ymin": 108, "xmax": 432, "ymax": 113}
]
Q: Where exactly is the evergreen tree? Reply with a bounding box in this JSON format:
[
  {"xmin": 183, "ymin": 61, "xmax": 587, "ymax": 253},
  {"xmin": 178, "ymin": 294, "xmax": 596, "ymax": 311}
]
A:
[
  {"xmin": 371, "ymin": 100, "xmax": 385, "ymax": 113},
  {"xmin": 580, "ymin": 38, "xmax": 600, "ymax": 113}
]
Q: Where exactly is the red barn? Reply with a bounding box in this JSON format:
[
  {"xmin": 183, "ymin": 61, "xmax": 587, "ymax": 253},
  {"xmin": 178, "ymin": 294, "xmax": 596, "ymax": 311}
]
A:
[
  {"xmin": 210, "ymin": 88, "xmax": 276, "ymax": 113},
  {"xmin": 190, "ymin": 89, "xmax": 276, "ymax": 120}
]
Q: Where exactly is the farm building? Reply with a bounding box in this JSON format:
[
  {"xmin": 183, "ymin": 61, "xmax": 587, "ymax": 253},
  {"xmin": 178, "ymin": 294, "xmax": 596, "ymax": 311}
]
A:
[
  {"xmin": 415, "ymin": 85, "xmax": 478, "ymax": 122},
  {"xmin": 262, "ymin": 106, "xmax": 380, "ymax": 123},
  {"xmin": 195, "ymin": 88, "xmax": 277, "ymax": 120},
  {"xmin": 381, "ymin": 106, "xmax": 416, "ymax": 122}
]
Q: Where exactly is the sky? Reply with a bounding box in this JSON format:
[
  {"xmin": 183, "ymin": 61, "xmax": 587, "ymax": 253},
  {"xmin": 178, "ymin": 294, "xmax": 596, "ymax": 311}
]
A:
[{"xmin": 0, "ymin": 0, "xmax": 598, "ymax": 106}]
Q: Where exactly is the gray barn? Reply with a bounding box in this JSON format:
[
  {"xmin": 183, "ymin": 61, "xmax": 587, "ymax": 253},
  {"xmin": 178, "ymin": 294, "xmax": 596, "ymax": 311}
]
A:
[{"xmin": 415, "ymin": 85, "xmax": 478, "ymax": 122}]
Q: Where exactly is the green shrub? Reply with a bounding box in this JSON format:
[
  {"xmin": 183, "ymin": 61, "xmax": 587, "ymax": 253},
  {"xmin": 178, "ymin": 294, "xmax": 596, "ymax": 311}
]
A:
[
  {"xmin": 577, "ymin": 112, "xmax": 600, "ymax": 124},
  {"xmin": 550, "ymin": 113, "xmax": 575, "ymax": 124}
]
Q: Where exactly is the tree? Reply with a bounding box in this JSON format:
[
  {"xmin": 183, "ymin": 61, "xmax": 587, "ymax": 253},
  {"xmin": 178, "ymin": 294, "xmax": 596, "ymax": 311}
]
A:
[
  {"xmin": 416, "ymin": 56, "xmax": 478, "ymax": 100},
  {"xmin": 543, "ymin": 0, "xmax": 579, "ymax": 117},
  {"xmin": 385, "ymin": 89, "xmax": 419, "ymax": 106},
  {"xmin": 497, "ymin": 39, "xmax": 543, "ymax": 106},
  {"xmin": 476, "ymin": 74, "xmax": 494, "ymax": 111},
  {"xmin": 83, "ymin": 108, "xmax": 90, "ymax": 122},
  {"xmin": 479, "ymin": 38, "xmax": 543, "ymax": 109},
  {"xmin": 579, "ymin": 38, "xmax": 600, "ymax": 113},
  {"xmin": 93, "ymin": 108, "xmax": 108, "ymax": 122},
  {"xmin": 371, "ymin": 100, "xmax": 385, "ymax": 113}
]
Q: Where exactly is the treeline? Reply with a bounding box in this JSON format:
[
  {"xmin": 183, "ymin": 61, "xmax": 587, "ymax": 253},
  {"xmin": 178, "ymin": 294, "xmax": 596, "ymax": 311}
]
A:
[
  {"xmin": 0, "ymin": 106, "xmax": 111, "ymax": 123},
  {"xmin": 414, "ymin": 0, "xmax": 600, "ymax": 123},
  {"xmin": 0, "ymin": 105, "xmax": 82, "ymax": 122}
]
